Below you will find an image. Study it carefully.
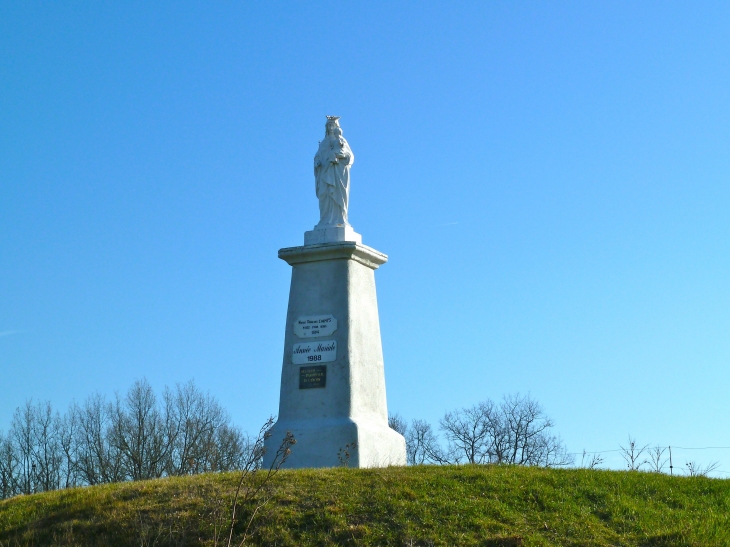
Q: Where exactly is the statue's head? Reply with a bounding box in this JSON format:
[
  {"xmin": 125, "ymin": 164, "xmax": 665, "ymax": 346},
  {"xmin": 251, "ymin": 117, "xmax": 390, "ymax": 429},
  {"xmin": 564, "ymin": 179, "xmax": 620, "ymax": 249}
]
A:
[{"xmin": 325, "ymin": 116, "xmax": 342, "ymax": 138}]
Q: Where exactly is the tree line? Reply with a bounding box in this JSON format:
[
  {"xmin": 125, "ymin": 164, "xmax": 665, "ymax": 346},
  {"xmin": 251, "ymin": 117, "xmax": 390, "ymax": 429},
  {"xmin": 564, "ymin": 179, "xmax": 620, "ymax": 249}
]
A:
[
  {"xmin": 1, "ymin": 383, "xmax": 573, "ymax": 501},
  {"xmin": 389, "ymin": 393, "xmax": 573, "ymax": 467},
  {"xmin": 0, "ymin": 379, "xmax": 253, "ymax": 499}
]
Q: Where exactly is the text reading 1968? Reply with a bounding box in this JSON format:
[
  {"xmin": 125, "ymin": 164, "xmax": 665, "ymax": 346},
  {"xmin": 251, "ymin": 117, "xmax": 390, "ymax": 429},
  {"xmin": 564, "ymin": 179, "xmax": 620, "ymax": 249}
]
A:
[{"xmin": 292, "ymin": 340, "xmax": 337, "ymax": 364}]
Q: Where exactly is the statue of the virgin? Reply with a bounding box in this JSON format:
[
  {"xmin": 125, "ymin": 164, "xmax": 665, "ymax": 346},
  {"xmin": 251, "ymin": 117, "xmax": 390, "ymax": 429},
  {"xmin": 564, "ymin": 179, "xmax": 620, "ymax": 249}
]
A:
[{"xmin": 313, "ymin": 116, "xmax": 354, "ymax": 227}]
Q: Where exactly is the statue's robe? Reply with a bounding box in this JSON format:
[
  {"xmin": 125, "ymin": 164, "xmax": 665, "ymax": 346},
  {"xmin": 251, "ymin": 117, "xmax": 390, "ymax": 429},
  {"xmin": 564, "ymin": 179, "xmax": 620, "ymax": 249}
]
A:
[{"xmin": 314, "ymin": 135, "xmax": 354, "ymax": 227}]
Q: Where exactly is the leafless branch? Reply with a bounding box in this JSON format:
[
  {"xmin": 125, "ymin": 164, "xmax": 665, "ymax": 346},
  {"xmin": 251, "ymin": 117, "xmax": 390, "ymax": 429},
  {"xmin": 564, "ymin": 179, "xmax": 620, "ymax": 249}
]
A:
[
  {"xmin": 226, "ymin": 417, "xmax": 296, "ymax": 547},
  {"xmin": 685, "ymin": 460, "xmax": 720, "ymax": 477},
  {"xmin": 619, "ymin": 436, "xmax": 649, "ymax": 471},
  {"xmin": 648, "ymin": 446, "xmax": 667, "ymax": 473},
  {"xmin": 580, "ymin": 450, "xmax": 603, "ymax": 470}
]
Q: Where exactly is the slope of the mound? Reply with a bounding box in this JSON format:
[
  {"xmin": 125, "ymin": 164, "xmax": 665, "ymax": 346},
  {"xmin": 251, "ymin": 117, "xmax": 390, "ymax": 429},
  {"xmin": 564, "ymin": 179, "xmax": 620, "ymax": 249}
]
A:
[{"xmin": 1, "ymin": 465, "xmax": 728, "ymax": 546}]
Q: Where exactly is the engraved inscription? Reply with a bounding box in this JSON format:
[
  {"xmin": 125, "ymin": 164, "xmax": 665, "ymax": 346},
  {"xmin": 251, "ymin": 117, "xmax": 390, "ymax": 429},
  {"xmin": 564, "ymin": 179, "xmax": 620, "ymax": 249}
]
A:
[
  {"xmin": 299, "ymin": 365, "xmax": 326, "ymax": 389},
  {"xmin": 293, "ymin": 315, "xmax": 337, "ymax": 338}
]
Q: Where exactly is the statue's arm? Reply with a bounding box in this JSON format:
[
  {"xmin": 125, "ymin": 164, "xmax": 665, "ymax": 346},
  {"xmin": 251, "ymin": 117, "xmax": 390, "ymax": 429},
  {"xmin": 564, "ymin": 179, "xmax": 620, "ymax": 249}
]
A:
[
  {"xmin": 333, "ymin": 145, "xmax": 350, "ymax": 164},
  {"xmin": 339, "ymin": 144, "xmax": 353, "ymax": 165}
]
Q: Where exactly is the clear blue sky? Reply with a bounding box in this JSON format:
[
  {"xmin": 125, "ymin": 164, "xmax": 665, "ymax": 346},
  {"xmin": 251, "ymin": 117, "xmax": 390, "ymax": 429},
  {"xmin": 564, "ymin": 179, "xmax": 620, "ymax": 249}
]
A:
[{"xmin": 2, "ymin": 2, "xmax": 729, "ymax": 474}]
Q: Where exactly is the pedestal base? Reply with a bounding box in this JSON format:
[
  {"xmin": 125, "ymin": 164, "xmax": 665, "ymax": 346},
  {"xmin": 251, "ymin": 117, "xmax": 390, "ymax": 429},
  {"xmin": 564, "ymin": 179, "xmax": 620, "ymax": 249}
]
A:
[
  {"xmin": 304, "ymin": 224, "xmax": 362, "ymax": 246},
  {"xmin": 266, "ymin": 417, "xmax": 406, "ymax": 468}
]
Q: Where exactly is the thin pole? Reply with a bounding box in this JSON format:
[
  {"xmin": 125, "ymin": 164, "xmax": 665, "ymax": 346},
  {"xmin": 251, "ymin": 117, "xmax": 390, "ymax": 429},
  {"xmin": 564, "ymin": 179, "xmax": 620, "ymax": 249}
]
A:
[{"xmin": 669, "ymin": 446, "xmax": 673, "ymax": 476}]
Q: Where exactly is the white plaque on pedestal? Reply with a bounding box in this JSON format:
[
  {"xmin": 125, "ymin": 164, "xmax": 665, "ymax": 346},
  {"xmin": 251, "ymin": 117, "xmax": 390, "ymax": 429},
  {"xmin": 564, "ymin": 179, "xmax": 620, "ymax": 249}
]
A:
[
  {"xmin": 292, "ymin": 340, "xmax": 337, "ymax": 364},
  {"xmin": 293, "ymin": 315, "xmax": 338, "ymax": 338}
]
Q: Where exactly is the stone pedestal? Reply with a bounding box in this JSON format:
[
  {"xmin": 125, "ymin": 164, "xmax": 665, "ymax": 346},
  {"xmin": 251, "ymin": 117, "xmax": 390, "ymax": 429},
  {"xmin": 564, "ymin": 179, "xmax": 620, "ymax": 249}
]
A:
[
  {"xmin": 304, "ymin": 224, "xmax": 362, "ymax": 246},
  {"xmin": 263, "ymin": 241, "xmax": 406, "ymax": 468}
]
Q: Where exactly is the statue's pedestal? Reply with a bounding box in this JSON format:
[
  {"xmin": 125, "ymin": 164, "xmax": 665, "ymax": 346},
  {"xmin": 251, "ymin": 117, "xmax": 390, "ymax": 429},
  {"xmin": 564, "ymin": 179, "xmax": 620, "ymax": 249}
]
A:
[
  {"xmin": 304, "ymin": 224, "xmax": 362, "ymax": 246},
  {"xmin": 263, "ymin": 241, "xmax": 406, "ymax": 468}
]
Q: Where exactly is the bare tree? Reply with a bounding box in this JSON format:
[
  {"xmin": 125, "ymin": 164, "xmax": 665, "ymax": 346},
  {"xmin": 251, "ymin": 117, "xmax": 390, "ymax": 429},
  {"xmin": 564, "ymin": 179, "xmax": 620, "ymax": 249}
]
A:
[
  {"xmin": 165, "ymin": 380, "xmax": 229, "ymax": 475},
  {"xmin": 405, "ymin": 419, "xmax": 449, "ymax": 465},
  {"xmin": 0, "ymin": 378, "xmax": 299, "ymax": 500},
  {"xmin": 210, "ymin": 424, "xmax": 252, "ymax": 473},
  {"xmin": 11, "ymin": 400, "xmax": 37, "ymax": 494},
  {"xmin": 109, "ymin": 379, "xmax": 175, "ymax": 481},
  {"xmin": 685, "ymin": 460, "xmax": 720, "ymax": 477},
  {"xmin": 58, "ymin": 407, "xmax": 80, "ymax": 489},
  {"xmin": 580, "ymin": 450, "xmax": 604, "ymax": 469},
  {"xmin": 1, "ymin": 403, "xmax": 67, "ymax": 498},
  {"xmin": 3, "ymin": 400, "xmax": 66, "ymax": 495},
  {"xmin": 440, "ymin": 402, "xmax": 493, "ymax": 464},
  {"xmin": 0, "ymin": 431, "xmax": 20, "ymax": 498},
  {"xmin": 648, "ymin": 446, "xmax": 667, "ymax": 473},
  {"xmin": 619, "ymin": 436, "xmax": 649, "ymax": 471},
  {"xmin": 75, "ymin": 394, "xmax": 124, "ymax": 484},
  {"xmin": 388, "ymin": 413, "xmax": 408, "ymax": 437},
  {"xmin": 492, "ymin": 394, "xmax": 571, "ymax": 466},
  {"xmin": 531, "ymin": 431, "xmax": 573, "ymax": 467},
  {"xmin": 438, "ymin": 394, "xmax": 572, "ymax": 467},
  {"xmin": 390, "ymin": 414, "xmax": 453, "ymax": 466},
  {"xmin": 30, "ymin": 401, "xmax": 63, "ymax": 492}
]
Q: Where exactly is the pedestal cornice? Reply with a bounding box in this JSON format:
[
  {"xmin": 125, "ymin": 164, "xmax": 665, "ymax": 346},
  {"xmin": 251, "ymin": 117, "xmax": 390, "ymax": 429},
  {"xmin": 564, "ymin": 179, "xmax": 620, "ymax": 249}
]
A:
[{"xmin": 278, "ymin": 242, "xmax": 388, "ymax": 270}]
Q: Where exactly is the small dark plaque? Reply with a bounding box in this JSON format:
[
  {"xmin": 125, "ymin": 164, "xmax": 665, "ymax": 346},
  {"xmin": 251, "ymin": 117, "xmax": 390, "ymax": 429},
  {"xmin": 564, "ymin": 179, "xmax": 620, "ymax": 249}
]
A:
[{"xmin": 299, "ymin": 365, "xmax": 326, "ymax": 389}]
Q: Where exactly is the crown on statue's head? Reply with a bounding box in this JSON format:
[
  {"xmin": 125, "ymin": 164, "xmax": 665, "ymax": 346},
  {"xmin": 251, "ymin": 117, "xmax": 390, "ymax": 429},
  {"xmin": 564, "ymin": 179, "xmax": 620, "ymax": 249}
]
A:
[{"xmin": 324, "ymin": 116, "xmax": 342, "ymax": 136}]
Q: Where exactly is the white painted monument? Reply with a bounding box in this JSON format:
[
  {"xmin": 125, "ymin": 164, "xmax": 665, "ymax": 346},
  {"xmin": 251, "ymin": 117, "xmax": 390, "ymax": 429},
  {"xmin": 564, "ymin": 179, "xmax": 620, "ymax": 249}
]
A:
[{"xmin": 263, "ymin": 116, "xmax": 406, "ymax": 468}]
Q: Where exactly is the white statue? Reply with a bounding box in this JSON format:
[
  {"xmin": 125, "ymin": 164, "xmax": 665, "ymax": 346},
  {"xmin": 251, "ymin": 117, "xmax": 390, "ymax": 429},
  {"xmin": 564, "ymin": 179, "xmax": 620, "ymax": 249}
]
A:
[{"xmin": 314, "ymin": 116, "xmax": 354, "ymax": 227}]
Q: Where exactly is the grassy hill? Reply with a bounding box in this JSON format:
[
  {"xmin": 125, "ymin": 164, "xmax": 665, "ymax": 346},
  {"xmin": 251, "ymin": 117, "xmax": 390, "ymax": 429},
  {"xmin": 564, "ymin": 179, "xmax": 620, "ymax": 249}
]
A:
[{"xmin": 1, "ymin": 465, "xmax": 728, "ymax": 546}]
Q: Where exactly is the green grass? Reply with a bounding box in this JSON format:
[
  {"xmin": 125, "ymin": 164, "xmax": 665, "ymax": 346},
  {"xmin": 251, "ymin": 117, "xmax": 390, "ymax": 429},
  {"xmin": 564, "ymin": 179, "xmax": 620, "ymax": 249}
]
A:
[{"xmin": 1, "ymin": 465, "xmax": 729, "ymax": 546}]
